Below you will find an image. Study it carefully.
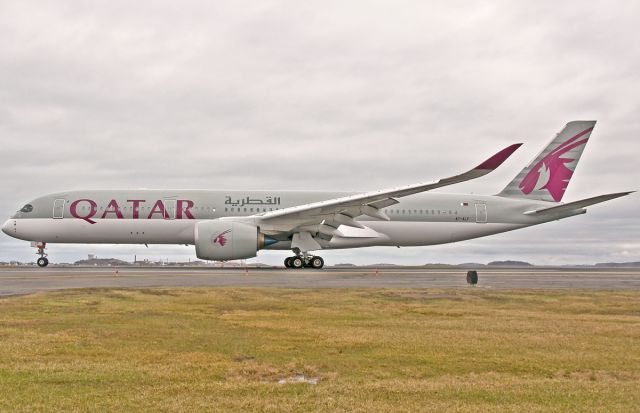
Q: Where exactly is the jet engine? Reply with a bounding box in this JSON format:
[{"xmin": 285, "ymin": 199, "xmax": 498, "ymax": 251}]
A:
[{"xmin": 195, "ymin": 220, "xmax": 277, "ymax": 261}]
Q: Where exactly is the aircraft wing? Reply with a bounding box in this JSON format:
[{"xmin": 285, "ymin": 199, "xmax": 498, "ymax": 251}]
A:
[{"xmin": 253, "ymin": 143, "xmax": 522, "ymax": 237}]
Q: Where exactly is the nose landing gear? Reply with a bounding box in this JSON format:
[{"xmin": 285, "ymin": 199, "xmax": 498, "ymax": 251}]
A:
[{"xmin": 35, "ymin": 242, "xmax": 49, "ymax": 267}]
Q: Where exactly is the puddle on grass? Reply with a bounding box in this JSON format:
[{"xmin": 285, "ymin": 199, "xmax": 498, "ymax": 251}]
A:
[
  {"xmin": 277, "ymin": 375, "xmax": 319, "ymax": 385},
  {"xmin": 228, "ymin": 358, "xmax": 324, "ymax": 384}
]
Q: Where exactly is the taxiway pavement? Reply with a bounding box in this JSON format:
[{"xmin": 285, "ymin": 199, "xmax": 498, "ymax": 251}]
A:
[{"xmin": 1, "ymin": 267, "xmax": 639, "ymax": 297}]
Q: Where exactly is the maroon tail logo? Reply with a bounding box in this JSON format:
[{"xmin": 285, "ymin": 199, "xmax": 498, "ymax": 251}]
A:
[
  {"xmin": 519, "ymin": 127, "xmax": 592, "ymax": 202},
  {"xmin": 212, "ymin": 229, "xmax": 231, "ymax": 246}
]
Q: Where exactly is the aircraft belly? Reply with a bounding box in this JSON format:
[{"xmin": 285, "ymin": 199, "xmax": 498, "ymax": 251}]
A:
[
  {"xmin": 364, "ymin": 222, "xmax": 455, "ymax": 246},
  {"xmin": 327, "ymin": 221, "xmax": 524, "ymax": 248},
  {"xmin": 447, "ymin": 222, "xmax": 525, "ymax": 243},
  {"xmin": 11, "ymin": 219, "xmax": 196, "ymax": 244}
]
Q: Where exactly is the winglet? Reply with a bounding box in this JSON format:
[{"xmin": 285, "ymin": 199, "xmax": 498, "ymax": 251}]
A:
[{"xmin": 474, "ymin": 143, "xmax": 522, "ymax": 170}]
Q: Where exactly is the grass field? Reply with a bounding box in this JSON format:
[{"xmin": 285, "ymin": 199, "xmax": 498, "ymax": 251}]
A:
[{"xmin": 1, "ymin": 288, "xmax": 639, "ymax": 412}]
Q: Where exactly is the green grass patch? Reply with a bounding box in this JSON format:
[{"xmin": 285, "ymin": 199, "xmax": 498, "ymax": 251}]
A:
[{"xmin": 0, "ymin": 288, "xmax": 639, "ymax": 412}]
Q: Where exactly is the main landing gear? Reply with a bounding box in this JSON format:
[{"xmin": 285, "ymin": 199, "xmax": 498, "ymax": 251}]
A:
[
  {"xmin": 284, "ymin": 255, "xmax": 324, "ymax": 269},
  {"xmin": 35, "ymin": 242, "xmax": 49, "ymax": 267}
]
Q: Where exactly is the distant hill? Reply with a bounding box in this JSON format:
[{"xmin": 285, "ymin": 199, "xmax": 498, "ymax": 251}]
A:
[
  {"xmin": 421, "ymin": 263, "xmax": 458, "ymax": 269},
  {"xmin": 74, "ymin": 258, "xmax": 131, "ymax": 266},
  {"xmin": 594, "ymin": 262, "xmax": 640, "ymax": 268},
  {"xmin": 487, "ymin": 260, "xmax": 533, "ymax": 267}
]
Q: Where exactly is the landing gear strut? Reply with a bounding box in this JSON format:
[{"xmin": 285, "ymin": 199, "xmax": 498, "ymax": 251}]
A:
[
  {"xmin": 283, "ymin": 254, "xmax": 324, "ymax": 269},
  {"xmin": 35, "ymin": 242, "xmax": 49, "ymax": 267}
]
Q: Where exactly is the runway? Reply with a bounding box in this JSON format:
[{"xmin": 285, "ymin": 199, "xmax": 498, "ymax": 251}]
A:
[{"xmin": 1, "ymin": 266, "xmax": 639, "ymax": 296}]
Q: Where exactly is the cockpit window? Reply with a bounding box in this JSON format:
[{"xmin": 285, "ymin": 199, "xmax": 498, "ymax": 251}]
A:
[{"xmin": 20, "ymin": 204, "xmax": 33, "ymax": 213}]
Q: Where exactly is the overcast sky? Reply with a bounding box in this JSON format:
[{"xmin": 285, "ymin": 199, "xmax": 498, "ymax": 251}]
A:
[{"xmin": 0, "ymin": 0, "xmax": 638, "ymax": 265}]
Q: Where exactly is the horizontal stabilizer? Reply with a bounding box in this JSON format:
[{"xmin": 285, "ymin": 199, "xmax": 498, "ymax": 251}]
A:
[{"xmin": 524, "ymin": 191, "xmax": 634, "ymax": 215}]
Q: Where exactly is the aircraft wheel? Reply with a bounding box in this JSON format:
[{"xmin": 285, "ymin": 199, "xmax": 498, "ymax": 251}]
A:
[
  {"xmin": 310, "ymin": 256, "xmax": 324, "ymax": 269},
  {"xmin": 37, "ymin": 257, "xmax": 49, "ymax": 268},
  {"xmin": 290, "ymin": 257, "xmax": 304, "ymax": 269},
  {"xmin": 284, "ymin": 257, "xmax": 292, "ymax": 268}
]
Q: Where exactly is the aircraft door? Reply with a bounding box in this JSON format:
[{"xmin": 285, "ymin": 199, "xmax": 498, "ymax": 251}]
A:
[
  {"xmin": 475, "ymin": 203, "xmax": 487, "ymax": 223},
  {"xmin": 53, "ymin": 199, "xmax": 65, "ymax": 219},
  {"xmin": 164, "ymin": 199, "xmax": 176, "ymax": 220}
]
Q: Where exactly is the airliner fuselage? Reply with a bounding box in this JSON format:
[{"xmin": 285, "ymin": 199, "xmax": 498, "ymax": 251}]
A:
[{"xmin": 2, "ymin": 189, "xmax": 569, "ymax": 248}]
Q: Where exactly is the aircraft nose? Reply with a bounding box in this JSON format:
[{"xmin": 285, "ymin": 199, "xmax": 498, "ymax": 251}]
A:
[{"xmin": 2, "ymin": 219, "xmax": 13, "ymax": 235}]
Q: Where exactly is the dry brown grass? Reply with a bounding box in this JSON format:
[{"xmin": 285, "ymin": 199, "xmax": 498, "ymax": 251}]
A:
[{"xmin": 0, "ymin": 288, "xmax": 639, "ymax": 412}]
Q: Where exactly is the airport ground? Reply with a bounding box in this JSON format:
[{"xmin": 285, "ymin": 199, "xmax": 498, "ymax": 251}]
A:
[
  {"xmin": 1, "ymin": 268, "xmax": 639, "ymax": 412},
  {"xmin": 1, "ymin": 267, "xmax": 640, "ymax": 296}
]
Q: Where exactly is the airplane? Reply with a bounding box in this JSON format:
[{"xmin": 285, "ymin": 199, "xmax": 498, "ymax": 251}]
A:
[{"xmin": 1, "ymin": 120, "xmax": 633, "ymax": 269}]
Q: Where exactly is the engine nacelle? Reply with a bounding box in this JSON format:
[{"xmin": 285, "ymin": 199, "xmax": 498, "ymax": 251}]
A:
[{"xmin": 195, "ymin": 220, "xmax": 276, "ymax": 261}]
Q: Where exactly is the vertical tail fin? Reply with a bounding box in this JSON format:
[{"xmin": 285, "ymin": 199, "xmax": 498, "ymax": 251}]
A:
[{"xmin": 498, "ymin": 120, "xmax": 596, "ymax": 202}]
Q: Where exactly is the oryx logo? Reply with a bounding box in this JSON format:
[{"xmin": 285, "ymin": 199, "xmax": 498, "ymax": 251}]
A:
[
  {"xmin": 212, "ymin": 229, "xmax": 231, "ymax": 246},
  {"xmin": 519, "ymin": 127, "xmax": 592, "ymax": 202}
]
